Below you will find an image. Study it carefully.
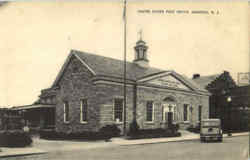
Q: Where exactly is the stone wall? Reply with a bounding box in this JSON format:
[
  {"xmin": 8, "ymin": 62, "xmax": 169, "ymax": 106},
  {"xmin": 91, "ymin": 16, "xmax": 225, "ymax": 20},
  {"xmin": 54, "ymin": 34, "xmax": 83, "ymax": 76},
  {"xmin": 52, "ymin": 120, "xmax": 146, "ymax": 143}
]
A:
[
  {"xmin": 96, "ymin": 83, "xmax": 134, "ymax": 133},
  {"xmin": 136, "ymin": 86, "xmax": 209, "ymax": 129},
  {"xmin": 55, "ymin": 55, "xmax": 100, "ymax": 132},
  {"xmin": 95, "ymin": 83, "xmax": 209, "ymax": 133}
]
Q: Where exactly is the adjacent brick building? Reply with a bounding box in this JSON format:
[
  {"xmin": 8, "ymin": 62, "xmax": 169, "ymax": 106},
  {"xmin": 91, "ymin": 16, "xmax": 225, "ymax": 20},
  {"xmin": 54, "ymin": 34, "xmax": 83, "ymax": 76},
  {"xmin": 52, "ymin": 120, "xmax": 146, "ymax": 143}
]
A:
[
  {"xmin": 36, "ymin": 39, "xmax": 210, "ymax": 134},
  {"xmin": 192, "ymin": 72, "xmax": 250, "ymax": 132}
]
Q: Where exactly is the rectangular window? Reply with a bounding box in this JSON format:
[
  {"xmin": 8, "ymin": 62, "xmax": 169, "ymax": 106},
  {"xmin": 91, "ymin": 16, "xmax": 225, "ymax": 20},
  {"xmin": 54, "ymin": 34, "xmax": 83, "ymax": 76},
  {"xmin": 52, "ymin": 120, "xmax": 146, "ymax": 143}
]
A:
[
  {"xmin": 64, "ymin": 101, "xmax": 69, "ymax": 123},
  {"xmin": 183, "ymin": 104, "xmax": 188, "ymax": 121},
  {"xmin": 80, "ymin": 99, "xmax": 87, "ymax": 123},
  {"xmin": 146, "ymin": 101, "xmax": 154, "ymax": 122},
  {"xmin": 114, "ymin": 98, "xmax": 123, "ymax": 122},
  {"xmin": 198, "ymin": 105, "xmax": 202, "ymax": 122}
]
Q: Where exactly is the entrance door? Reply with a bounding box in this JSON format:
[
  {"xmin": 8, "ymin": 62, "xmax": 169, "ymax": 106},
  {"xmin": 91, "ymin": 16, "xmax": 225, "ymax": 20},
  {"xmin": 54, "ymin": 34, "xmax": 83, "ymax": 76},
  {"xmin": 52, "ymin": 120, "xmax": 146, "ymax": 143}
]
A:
[
  {"xmin": 168, "ymin": 112, "xmax": 173, "ymax": 126},
  {"xmin": 163, "ymin": 104, "xmax": 176, "ymax": 123}
]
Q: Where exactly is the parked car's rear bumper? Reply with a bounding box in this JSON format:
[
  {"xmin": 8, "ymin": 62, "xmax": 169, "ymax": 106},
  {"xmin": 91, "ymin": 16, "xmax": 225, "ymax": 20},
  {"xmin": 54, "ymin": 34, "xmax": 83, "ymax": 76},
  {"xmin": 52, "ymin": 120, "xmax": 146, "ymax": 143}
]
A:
[{"xmin": 200, "ymin": 134, "xmax": 222, "ymax": 140}]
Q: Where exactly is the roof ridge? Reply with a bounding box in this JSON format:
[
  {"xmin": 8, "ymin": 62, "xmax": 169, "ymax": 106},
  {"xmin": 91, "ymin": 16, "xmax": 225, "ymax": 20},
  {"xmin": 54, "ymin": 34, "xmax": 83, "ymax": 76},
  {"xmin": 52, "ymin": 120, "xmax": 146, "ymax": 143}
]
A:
[
  {"xmin": 71, "ymin": 49, "xmax": 136, "ymax": 65},
  {"xmin": 71, "ymin": 49, "xmax": 167, "ymax": 71}
]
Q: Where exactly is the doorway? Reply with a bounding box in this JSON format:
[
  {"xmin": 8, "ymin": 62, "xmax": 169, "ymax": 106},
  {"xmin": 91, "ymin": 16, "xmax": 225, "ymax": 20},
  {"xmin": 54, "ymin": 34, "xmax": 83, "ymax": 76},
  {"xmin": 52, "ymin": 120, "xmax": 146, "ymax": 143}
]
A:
[{"xmin": 163, "ymin": 103, "xmax": 176, "ymax": 124}]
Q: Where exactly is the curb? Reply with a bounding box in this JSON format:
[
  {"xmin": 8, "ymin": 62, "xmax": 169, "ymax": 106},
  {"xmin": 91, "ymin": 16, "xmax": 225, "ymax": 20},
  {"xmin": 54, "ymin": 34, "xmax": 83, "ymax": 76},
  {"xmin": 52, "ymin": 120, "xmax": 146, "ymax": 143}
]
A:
[
  {"xmin": 118, "ymin": 138, "xmax": 200, "ymax": 146},
  {"xmin": 224, "ymin": 133, "xmax": 249, "ymax": 138},
  {"xmin": 117, "ymin": 132, "xmax": 249, "ymax": 146},
  {"xmin": 0, "ymin": 150, "xmax": 47, "ymax": 158}
]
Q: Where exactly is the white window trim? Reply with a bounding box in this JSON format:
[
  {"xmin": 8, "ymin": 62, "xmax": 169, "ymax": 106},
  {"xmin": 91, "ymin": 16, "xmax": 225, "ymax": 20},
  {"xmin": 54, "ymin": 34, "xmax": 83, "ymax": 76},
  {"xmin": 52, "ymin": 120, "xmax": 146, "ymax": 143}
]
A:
[
  {"xmin": 80, "ymin": 99, "xmax": 88, "ymax": 124},
  {"xmin": 113, "ymin": 98, "xmax": 124, "ymax": 124},
  {"xmin": 146, "ymin": 101, "xmax": 154, "ymax": 123},
  {"xmin": 64, "ymin": 102, "xmax": 69, "ymax": 123}
]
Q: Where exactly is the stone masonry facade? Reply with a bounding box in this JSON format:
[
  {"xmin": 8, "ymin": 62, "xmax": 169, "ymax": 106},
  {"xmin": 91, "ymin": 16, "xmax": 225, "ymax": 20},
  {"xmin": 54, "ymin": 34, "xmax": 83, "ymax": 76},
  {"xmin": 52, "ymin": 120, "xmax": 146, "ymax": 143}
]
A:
[
  {"xmin": 54, "ymin": 55, "xmax": 100, "ymax": 132},
  {"xmin": 46, "ymin": 54, "xmax": 209, "ymax": 134}
]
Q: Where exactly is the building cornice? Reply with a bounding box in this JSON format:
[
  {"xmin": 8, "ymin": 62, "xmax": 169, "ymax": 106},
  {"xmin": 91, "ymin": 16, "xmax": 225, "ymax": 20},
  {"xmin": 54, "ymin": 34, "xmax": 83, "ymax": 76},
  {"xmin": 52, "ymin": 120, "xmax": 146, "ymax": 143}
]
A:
[{"xmin": 92, "ymin": 79, "xmax": 210, "ymax": 96}]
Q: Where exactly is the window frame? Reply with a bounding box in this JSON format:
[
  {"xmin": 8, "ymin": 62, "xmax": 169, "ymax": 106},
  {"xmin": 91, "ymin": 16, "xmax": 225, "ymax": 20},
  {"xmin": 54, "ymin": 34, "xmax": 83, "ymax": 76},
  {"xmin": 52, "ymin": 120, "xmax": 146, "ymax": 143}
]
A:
[
  {"xmin": 198, "ymin": 105, "xmax": 202, "ymax": 122},
  {"xmin": 146, "ymin": 101, "xmax": 154, "ymax": 122},
  {"xmin": 113, "ymin": 98, "xmax": 124, "ymax": 124},
  {"xmin": 80, "ymin": 99, "xmax": 88, "ymax": 124},
  {"xmin": 183, "ymin": 104, "xmax": 189, "ymax": 122},
  {"xmin": 64, "ymin": 101, "xmax": 69, "ymax": 123}
]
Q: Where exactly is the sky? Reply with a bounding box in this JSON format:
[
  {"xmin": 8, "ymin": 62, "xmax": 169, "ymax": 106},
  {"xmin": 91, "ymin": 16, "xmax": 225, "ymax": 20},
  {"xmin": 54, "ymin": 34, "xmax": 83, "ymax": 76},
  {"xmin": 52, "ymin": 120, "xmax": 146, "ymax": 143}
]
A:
[{"xmin": 0, "ymin": 1, "xmax": 249, "ymax": 107}]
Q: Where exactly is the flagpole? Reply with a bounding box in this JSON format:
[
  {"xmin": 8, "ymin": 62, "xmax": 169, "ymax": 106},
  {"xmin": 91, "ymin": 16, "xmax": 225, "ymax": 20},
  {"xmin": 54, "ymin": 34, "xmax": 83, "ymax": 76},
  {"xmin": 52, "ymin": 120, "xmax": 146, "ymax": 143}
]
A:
[{"xmin": 123, "ymin": 0, "xmax": 127, "ymax": 136}]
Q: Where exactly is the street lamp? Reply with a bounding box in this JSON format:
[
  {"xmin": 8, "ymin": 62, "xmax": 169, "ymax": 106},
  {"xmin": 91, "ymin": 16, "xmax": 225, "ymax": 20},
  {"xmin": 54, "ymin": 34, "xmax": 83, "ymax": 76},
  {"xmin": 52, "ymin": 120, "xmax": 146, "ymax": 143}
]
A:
[{"xmin": 227, "ymin": 96, "xmax": 232, "ymax": 136}]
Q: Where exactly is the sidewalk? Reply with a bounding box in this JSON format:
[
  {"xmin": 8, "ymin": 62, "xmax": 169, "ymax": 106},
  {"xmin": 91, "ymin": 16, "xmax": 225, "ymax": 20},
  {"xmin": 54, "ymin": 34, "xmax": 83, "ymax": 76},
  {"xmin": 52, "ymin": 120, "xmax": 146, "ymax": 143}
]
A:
[
  {"xmin": 32, "ymin": 137, "xmax": 117, "ymax": 152},
  {"xmin": 0, "ymin": 147, "xmax": 46, "ymax": 158},
  {"xmin": 0, "ymin": 131, "xmax": 248, "ymax": 158},
  {"xmin": 111, "ymin": 130, "xmax": 249, "ymax": 146}
]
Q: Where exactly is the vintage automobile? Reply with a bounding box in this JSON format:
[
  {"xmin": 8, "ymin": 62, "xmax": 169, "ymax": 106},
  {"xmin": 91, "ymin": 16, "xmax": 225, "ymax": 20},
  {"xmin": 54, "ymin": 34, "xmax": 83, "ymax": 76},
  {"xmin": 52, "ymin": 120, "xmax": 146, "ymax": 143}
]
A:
[{"xmin": 200, "ymin": 119, "xmax": 223, "ymax": 142}]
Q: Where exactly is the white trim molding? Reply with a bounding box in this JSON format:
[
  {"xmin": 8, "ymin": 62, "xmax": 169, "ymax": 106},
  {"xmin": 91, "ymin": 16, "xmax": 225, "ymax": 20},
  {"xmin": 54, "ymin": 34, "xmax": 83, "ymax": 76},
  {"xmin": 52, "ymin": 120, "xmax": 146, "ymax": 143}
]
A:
[
  {"xmin": 93, "ymin": 80, "xmax": 134, "ymax": 87},
  {"xmin": 138, "ymin": 71, "xmax": 172, "ymax": 82},
  {"xmin": 73, "ymin": 53, "xmax": 96, "ymax": 76}
]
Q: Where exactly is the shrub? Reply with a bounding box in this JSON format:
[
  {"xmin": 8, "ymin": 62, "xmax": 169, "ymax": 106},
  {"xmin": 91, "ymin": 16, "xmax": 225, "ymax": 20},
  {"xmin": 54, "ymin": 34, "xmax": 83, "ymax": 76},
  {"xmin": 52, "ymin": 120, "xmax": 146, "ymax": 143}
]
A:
[
  {"xmin": 40, "ymin": 124, "xmax": 121, "ymax": 141},
  {"xmin": 0, "ymin": 130, "xmax": 32, "ymax": 147},
  {"xmin": 99, "ymin": 124, "xmax": 121, "ymax": 140},
  {"xmin": 187, "ymin": 124, "xmax": 200, "ymax": 133},
  {"xmin": 169, "ymin": 123, "xmax": 180, "ymax": 133},
  {"xmin": 40, "ymin": 130, "xmax": 101, "ymax": 140},
  {"xmin": 128, "ymin": 127, "xmax": 181, "ymax": 139},
  {"xmin": 128, "ymin": 120, "xmax": 140, "ymax": 136},
  {"xmin": 39, "ymin": 130, "xmax": 60, "ymax": 140}
]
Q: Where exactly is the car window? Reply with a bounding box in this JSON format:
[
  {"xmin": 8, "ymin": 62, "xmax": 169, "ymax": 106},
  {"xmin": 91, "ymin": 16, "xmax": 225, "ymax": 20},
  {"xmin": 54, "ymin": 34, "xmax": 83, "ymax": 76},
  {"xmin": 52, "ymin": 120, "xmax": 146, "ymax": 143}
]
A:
[{"xmin": 202, "ymin": 121, "xmax": 219, "ymax": 126}]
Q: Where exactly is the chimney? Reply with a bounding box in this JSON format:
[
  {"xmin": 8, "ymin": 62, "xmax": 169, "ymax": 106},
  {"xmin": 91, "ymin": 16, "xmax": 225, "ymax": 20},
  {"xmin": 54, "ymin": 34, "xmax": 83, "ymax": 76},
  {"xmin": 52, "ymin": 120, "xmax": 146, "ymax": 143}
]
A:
[{"xmin": 193, "ymin": 74, "xmax": 200, "ymax": 79}]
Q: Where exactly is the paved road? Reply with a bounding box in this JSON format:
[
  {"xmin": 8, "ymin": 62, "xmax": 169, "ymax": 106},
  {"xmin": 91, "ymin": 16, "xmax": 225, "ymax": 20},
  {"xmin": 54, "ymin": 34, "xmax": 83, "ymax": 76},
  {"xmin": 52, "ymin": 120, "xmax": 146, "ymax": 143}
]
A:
[{"xmin": 6, "ymin": 136, "xmax": 249, "ymax": 160}]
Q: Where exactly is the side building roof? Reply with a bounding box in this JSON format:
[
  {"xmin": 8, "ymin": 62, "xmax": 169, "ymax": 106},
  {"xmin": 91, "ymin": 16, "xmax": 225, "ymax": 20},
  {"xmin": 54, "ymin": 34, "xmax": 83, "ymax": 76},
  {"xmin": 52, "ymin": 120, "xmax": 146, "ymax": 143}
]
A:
[{"xmin": 192, "ymin": 74, "xmax": 220, "ymax": 89}]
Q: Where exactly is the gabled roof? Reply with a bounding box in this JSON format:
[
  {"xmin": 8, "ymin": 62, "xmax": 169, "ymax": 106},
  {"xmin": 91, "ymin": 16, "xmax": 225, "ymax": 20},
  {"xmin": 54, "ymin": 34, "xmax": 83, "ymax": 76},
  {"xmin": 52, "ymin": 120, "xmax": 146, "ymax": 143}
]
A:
[
  {"xmin": 51, "ymin": 49, "xmax": 209, "ymax": 94},
  {"xmin": 181, "ymin": 74, "xmax": 209, "ymax": 92},
  {"xmin": 192, "ymin": 74, "xmax": 220, "ymax": 89},
  {"xmin": 52, "ymin": 49, "xmax": 165, "ymax": 86},
  {"xmin": 138, "ymin": 71, "xmax": 208, "ymax": 93},
  {"xmin": 73, "ymin": 50, "xmax": 165, "ymax": 80}
]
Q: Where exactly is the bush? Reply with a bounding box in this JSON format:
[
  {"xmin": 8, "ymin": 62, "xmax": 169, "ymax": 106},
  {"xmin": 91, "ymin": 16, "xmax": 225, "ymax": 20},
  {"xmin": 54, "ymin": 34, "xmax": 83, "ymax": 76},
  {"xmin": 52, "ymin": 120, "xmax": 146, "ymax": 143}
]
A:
[
  {"xmin": 169, "ymin": 123, "xmax": 180, "ymax": 133},
  {"xmin": 128, "ymin": 127, "xmax": 181, "ymax": 140},
  {"xmin": 128, "ymin": 120, "xmax": 140, "ymax": 136},
  {"xmin": 99, "ymin": 124, "xmax": 121, "ymax": 140},
  {"xmin": 40, "ymin": 130, "xmax": 102, "ymax": 140},
  {"xmin": 187, "ymin": 124, "xmax": 200, "ymax": 133},
  {"xmin": 40, "ymin": 124, "xmax": 121, "ymax": 141},
  {"xmin": 39, "ymin": 130, "xmax": 60, "ymax": 140},
  {"xmin": 0, "ymin": 130, "xmax": 32, "ymax": 147}
]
